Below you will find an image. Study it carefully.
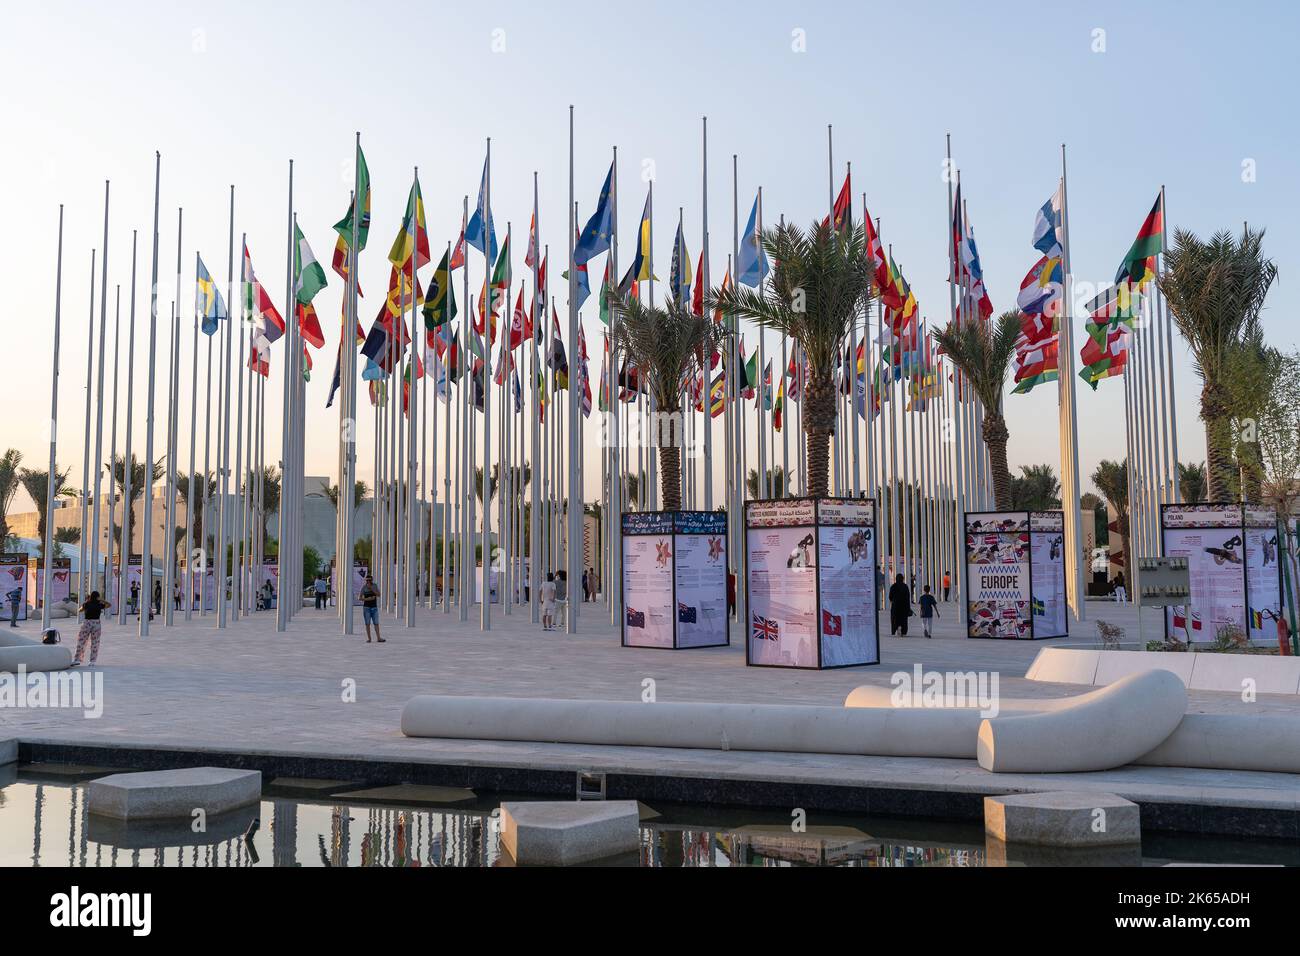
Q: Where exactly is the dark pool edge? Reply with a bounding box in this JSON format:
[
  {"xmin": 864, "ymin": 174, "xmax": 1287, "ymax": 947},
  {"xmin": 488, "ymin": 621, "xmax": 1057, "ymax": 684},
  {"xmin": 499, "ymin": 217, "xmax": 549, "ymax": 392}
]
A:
[{"xmin": 16, "ymin": 740, "xmax": 1298, "ymax": 841}]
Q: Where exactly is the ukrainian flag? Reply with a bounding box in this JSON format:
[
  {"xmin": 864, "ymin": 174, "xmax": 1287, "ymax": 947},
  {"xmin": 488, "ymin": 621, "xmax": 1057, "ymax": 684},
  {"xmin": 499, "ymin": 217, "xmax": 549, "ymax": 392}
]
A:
[{"xmin": 196, "ymin": 256, "xmax": 228, "ymax": 336}]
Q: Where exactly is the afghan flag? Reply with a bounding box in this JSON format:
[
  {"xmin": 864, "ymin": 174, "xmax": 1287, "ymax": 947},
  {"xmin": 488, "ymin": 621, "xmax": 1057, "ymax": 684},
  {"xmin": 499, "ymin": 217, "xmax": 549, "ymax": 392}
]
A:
[
  {"xmin": 333, "ymin": 144, "xmax": 371, "ymax": 252},
  {"xmin": 422, "ymin": 249, "xmax": 457, "ymax": 330},
  {"xmin": 294, "ymin": 224, "xmax": 328, "ymax": 306},
  {"xmin": 388, "ymin": 176, "xmax": 431, "ymax": 272}
]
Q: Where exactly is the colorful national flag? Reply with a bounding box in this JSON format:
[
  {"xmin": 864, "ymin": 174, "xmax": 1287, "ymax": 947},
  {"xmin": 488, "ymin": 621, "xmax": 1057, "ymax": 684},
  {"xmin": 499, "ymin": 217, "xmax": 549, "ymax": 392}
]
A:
[
  {"xmin": 195, "ymin": 255, "xmax": 227, "ymax": 336},
  {"xmin": 465, "ymin": 156, "xmax": 497, "ymax": 262},
  {"xmin": 573, "ymin": 162, "xmax": 614, "ymax": 265},
  {"xmin": 387, "ymin": 176, "xmax": 431, "ymax": 272},
  {"xmin": 332, "ymin": 144, "xmax": 371, "ymax": 252},
  {"xmin": 242, "ymin": 242, "xmax": 284, "ymax": 345},
  {"xmin": 422, "ymin": 249, "xmax": 457, "ymax": 330},
  {"xmin": 752, "ymin": 613, "xmax": 779, "ymax": 642},
  {"xmin": 293, "ymin": 224, "xmax": 328, "ymax": 306},
  {"xmin": 736, "ymin": 194, "xmax": 769, "ymax": 288}
]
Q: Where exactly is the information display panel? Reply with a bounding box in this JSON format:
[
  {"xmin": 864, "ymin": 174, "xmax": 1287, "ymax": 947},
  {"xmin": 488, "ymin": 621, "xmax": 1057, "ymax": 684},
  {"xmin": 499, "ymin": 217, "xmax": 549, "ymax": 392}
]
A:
[
  {"xmin": 964, "ymin": 510, "xmax": 1067, "ymax": 640},
  {"xmin": 621, "ymin": 511, "xmax": 728, "ymax": 649}
]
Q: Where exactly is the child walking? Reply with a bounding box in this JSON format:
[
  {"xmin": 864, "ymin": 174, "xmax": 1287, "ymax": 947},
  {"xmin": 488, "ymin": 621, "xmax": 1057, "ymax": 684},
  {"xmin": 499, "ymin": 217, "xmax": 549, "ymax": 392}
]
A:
[{"xmin": 919, "ymin": 584, "xmax": 938, "ymax": 639}]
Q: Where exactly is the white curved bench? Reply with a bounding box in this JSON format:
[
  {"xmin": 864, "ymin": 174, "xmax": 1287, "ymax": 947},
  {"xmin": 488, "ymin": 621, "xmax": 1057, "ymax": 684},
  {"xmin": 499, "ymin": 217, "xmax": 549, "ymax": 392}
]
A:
[
  {"xmin": 0, "ymin": 631, "xmax": 72, "ymax": 673},
  {"xmin": 401, "ymin": 695, "xmax": 980, "ymax": 759}
]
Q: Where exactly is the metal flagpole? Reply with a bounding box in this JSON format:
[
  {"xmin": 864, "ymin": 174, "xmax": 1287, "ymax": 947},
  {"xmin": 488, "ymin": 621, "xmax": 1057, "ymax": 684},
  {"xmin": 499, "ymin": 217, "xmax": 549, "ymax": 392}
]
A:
[
  {"xmin": 481, "ymin": 139, "xmax": 493, "ymax": 632},
  {"xmin": 277, "ymin": 163, "xmax": 293, "ymax": 632},
  {"xmin": 1058, "ymin": 149, "xmax": 1086, "ymax": 621},
  {"xmin": 530, "ymin": 174, "xmax": 541, "ymax": 622},
  {"xmin": 139, "ymin": 150, "xmax": 161, "ymax": 638},
  {"xmin": 89, "ymin": 182, "xmax": 110, "ymax": 602},
  {"xmin": 459, "ymin": 197, "xmax": 470, "ymax": 623},
  {"xmin": 230, "ymin": 230, "xmax": 247, "ymax": 622},
  {"xmin": 161, "ymin": 300, "xmax": 176, "ymax": 625},
  {"xmin": 1157, "ymin": 185, "xmax": 1180, "ymax": 500},
  {"xmin": 566, "ymin": 108, "xmax": 579, "ymax": 634},
  {"xmin": 41, "ymin": 205, "xmax": 65, "ymax": 632},
  {"xmin": 217, "ymin": 185, "xmax": 234, "ymax": 627},
  {"xmin": 609, "ymin": 147, "xmax": 622, "ymax": 628},
  {"xmin": 117, "ymin": 236, "xmax": 137, "ymax": 625},
  {"xmin": 105, "ymin": 286, "xmax": 120, "ymax": 614},
  {"xmin": 78, "ymin": 249, "xmax": 95, "ymax": 611},
  {"xmin": 944, "ymin": 137, "xmax": 966, "ymax": 610},
  {"xmin": 442, "ymin": 239, "xmax": 453, "ymax": 615}
]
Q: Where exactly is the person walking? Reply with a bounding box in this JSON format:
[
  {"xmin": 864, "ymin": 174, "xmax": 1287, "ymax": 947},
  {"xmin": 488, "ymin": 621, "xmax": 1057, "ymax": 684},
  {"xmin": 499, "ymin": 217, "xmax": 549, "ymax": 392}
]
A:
[
  {"xmin": 359, "ymin": 574, "xmax": 384, "ymax": 643},
  {"xmin": 72, "ymin": 591, "xmax": 111, "ymax": 666},
  {"xmin": 888, "ymin": 573, "xmax": 913, "ymax": 637},
  {"xmin": 6, "ymin": 585, "xmax": 21, "ymax": 627},
  {"xmin": 1113, "ymin": 573, "xmax": 1127, "ymax": 603},
  {"xmin": 172, "ymin": 580, "xmax": 182, "ymax": 610},
  {"xmin": 313, "ymin": 574, "xmax": 328, "ymax": 610},
  {"xmin": 129, "ymin": 580, "xmax": 140, "ymax": 616},
  {"xmin": 918, "ymin": 584, "xmax": 939, "ymax": 639},
  {"xmin": 541, "ymin": 572, "xmax": 557, "ymax": 631},
  {"xmin": 589, "ymin": 567, "xmax": 600, "ymax": 602},
  {"xmin": 942, "ymin": 570, "xmax": 951, "ymax": 602},
  {"xmin": 580, "ymin": 569, "xmax": 589, "ymax": 603},
  {"xmin": 152, "ymin": 580, "xmax": 162, "ymax": 617}
]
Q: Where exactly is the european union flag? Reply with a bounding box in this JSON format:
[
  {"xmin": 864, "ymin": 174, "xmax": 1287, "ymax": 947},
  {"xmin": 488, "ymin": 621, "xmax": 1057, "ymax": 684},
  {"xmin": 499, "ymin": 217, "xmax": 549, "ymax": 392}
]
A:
[
  {"xmin": 195, "ymin": 255, "xmax": 228, "ymax": 336},
  {"xmin": 573, "ymin": 163, "xmax": 614, "ymax": 266}
]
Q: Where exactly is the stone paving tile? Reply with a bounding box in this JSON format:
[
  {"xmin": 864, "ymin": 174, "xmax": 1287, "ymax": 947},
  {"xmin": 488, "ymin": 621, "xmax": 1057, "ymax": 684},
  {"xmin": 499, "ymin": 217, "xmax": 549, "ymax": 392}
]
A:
[{"xmin": 4, "ymin": 602, "xmax": 1299, "ymax": 810}]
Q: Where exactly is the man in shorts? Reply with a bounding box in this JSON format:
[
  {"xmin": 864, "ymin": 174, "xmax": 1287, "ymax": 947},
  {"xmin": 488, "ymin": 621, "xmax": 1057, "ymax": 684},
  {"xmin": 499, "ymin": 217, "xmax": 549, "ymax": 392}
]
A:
[{"xmin": 360, "ymin": 574, "xmax": 385, "ymax": 643}]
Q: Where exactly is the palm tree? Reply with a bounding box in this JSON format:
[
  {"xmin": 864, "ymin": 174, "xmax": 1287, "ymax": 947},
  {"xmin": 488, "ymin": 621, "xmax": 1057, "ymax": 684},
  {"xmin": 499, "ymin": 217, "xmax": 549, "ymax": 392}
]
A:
[
  {"xmin": 621, "ymin": 471, "xmax": 645, "ymax": 510},
  {"xmin": 176, "ymin": 471, "xmax": 215, "ymax": 543},
  {"xmin": 746, "ymin": 466, "xmax": 788, "ymax": 500},
  {"xmin": 606, "ymin": 296, "xmax": 727, "ymax": 510},
  {"xmin": 931, "ymin": 311, "xmax": 1023, "ymax": 509},
  {"xmin": 1158, "ymin": 226, "xmax": 1277, "ymax": 500},
  {"xmin": 0, "ymin": 449, "xmax": 22, "ymax": 543},
  {"xmin": 474, "ymin": 465, "xmax": 498, "ymax": 504},
  {"xmin": 1092, "ymin": 459, "xmax": 1129, "ymax": 570},
  {"xmin": 1008, "ymin": 463, "xmax": 1061, "ymax": 511},
  {"xmin": 251, "ymin": 465, "xmax": 281, "ymax": 537},
  {"xmin": 1177, "ymin": 461, "xmax": 1206, "ymax": 503},
  {"xmin": 323, "ymin": 479, "xmax": 369, "ymax": 512},
  {"xmin": 17, "ymin": 465, "xmax": 76, "ymax": 560},
  {"xmin": 709, "ymin": 219, "xmax": 871, "ymax": 498}
]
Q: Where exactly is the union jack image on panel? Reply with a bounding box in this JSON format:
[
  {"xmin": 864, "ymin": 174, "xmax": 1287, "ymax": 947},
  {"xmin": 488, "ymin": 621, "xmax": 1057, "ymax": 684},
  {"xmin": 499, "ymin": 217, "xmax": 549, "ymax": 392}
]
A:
[{"xmin": 752, "ymin": 613, "xmax": 779, "ymax": 642}]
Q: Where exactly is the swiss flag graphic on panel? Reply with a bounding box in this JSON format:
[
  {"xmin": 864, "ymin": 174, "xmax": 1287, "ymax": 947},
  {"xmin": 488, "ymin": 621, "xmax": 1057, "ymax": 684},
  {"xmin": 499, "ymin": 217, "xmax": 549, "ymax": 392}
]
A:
[{"xmin": 822, "ymin": 609, "xmax": 842, "ymax": 637}]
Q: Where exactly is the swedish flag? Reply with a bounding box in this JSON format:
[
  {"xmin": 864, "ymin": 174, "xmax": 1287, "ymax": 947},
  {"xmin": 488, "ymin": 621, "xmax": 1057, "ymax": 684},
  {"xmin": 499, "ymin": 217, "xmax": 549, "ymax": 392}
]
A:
[{"xmin": 195, "ymin": 256, "xmax": 228, "ymax": 336}]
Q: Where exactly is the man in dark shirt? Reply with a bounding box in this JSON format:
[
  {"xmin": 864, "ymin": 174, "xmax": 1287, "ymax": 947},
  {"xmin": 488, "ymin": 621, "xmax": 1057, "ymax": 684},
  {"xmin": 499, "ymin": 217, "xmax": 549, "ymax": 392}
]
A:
[
  {"xmin": 918, "ymin": 585, "xmax": 938, "ymax": 639},
  {"xmin": 360, "ymin": 574, "xmax": 385, "ymax": 644},
  {"xmin": 888, "ymin": 574, "xmax": 913, "ymax": 636}
]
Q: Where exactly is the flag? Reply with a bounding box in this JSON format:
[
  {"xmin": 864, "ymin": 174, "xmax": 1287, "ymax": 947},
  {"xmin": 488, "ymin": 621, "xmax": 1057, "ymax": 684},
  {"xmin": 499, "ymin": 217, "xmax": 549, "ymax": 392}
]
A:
[
  {"xmin": 507, "ymin": 285, "xmax": 532, "ymax": 350},
  {"xmin": 465, "ymin": 156, "xmax": 498, "ymax": 262},
  {"xmin": 823, "ymin": 170, "xmax": 851, "ymax": 232},
  {"xmin": 387, "ymin": 177, "xmax": 431, "ymax": 272},
  {"xmin": 617, "ymin": 190, "xmax": 653, "ymax": 295},
  {"xmin": 752, "ymin": 613, "xmax": 779, "ymax": 642},
  {"xmin": 1115, "ymin": 192, "xmax": 1164, "ymax": 289},
  {"xmin": 598, "ymin": 260, "xmax": 613, "ymax": 326},
  {"xmin": 332, "ymin": 144, "xmax": 371, "ymax": 252},
  {"xmin": 773, "ymin": 377, "xmax": 785, "ymax": 431},
  {"xmin": 302, "ymin": 344, "xmax": 313, "ymax": 382},
  {"xmin": 243, "ymin": 242, "xmax": 284, "ymax": 345},
  {"xmin": 863, "ymin": 203, "xmax": 888, "ymax": 292},
  {"xmin": 248, "ymin": 336, "xmax": 270, "ymax": 377},
  {"xmin": 195, "ymin": 255, "xmax": 227, "ymax": 336},
  {"xmin": 449, "ymin": 228, "xmax": 466, "ymax": 270},
  {"xmin": 476, "ymin": 235, "xmax": 510, "ymax": 343},
  {"xmin": 524, "ymin": 211, "xmax": 537, "ymax": 270},
  {"xmin": 709, "ymin": 370, "xmax": 726, "ymax": 418},
  {"xmin": 821, "ymin": 609, "xmax": 842, "ymax": 636},
  {"xmin": 736, "ymin": 194, "xmax": 769, "ymax": 287},
  {"xmin": 297, "ymin": 302, "xmax": 325, "ymax": 350},
  {"xmin": 293, "ymin": 224, "xmax": 328, "ymax": 306},
  {"xmin": 626, "ymin": 607, "xmax": 646, "ymax": 629},
  {"xmin": 691, "ymin": 249, "xmax": 705, "ymax": 317},
  {"xmin": 573, "ymin": 162, "xmax": 614, "ymax": 265},
  {"xmin": 677, "ymin": 602, "xmax": 697, "ymax": 624},
  {"xmin": 669, "ymin": 219, "xmax": 693, "ymax": 307},
  {"xmin": 422, "ymin": 249, "xmax": 457, "ymax": 330},
  {"xmin": 549, "ymin": 307, "xmax": 569, "ymax": 390}
]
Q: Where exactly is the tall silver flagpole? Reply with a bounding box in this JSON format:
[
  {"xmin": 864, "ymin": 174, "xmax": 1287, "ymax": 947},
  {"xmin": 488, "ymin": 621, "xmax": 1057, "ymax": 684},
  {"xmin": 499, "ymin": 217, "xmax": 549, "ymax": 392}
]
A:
[
  {"xmin": 78, "ymin": 249, "xmax": 95, "ymax": 609},
  {"xmin": 117, "ymin": 236, "xmax": 137, "ymax": 625},
  {"xmin": 1157, "ymin": 185, "xmax": 1180, "ymax": 500},
  {"xmin": 442, "ymin": 239, "xmax": 454, "ymax": 615},
  {"xmin": 277, "ymin": 162, "xmax": 293, "ymax": 632},
  {"xmin": 1058, "ymin": 148, "xmax": 1086, "ymax": 621},
  {"xmin": 41, "ymin": 205, "xmax": 65, "ymax": 632},
  {"xmin": 343, "ymin": 135, "xmax": 362, "ymax": 633},
  {"xmin": 217, "ymin": 184, "xmax": 234, "ymax": 628},
  {"xmin": 232, "ymin": 231, "xmax": 248, "ymax": 621},
  {"xmin": 105, "ymin": 286, "xmax": 120, "ymax": 610},
  {"xmin": 405, "ymin": 169, "xmax": 420, "ymax": 627},
  {"xmin": 139, "ymin": 151, "xmax": 161, "ymax": 638},
  {"xmin": 185, "ymin": 263, "xmax": 198, "ymax": 620},
  {"xmin": 944, "ymin": 136, "xmax": 966, "ymax": 610},
  {"xmin": 565, "ymin": 107, "xmax": 579, "ymax": 634},
  {"xmin": 163, "ymin": 209, "xmax": 182, "ymax": 625},
  {"xmin": 459, "ymin": 198, "xmax": 470, "ymax": 623},
  {"xmin": 89, "ymin": 182, "xmax": 110, "ymax": 600},
  {"xmin": 530, "ymin": 173, "xmax": 541, "ymax": 622},
  {"xmin": 481, "ymin": 139, "xmax": 493, "ymax": 632},
  {"xmin": 609, "ymin": 147, "xmax": 621, "ymax": 627}
]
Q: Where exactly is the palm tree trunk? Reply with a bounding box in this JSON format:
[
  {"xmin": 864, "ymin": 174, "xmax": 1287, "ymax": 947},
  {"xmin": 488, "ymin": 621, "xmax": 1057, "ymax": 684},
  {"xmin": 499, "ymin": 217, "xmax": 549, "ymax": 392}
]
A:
[
  {"xmin": 982, "ymin": 412, "xmax": 1012, "ymax": 510},
  {"xmin": 658, "ymin": 444, "xmax": 682, "ymax": 512},
  {"xmin": 1202, "ymin": 382, "xmax": 1234, "ymax": 501},
  {"xmin": 804, "ymin": 373, "xmax": 836, "ymax": 498}
]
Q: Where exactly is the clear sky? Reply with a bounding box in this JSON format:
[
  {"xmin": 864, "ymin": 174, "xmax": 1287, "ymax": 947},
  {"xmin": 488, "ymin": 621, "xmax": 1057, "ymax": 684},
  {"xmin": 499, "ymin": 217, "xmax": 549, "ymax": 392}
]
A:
[{"xmin": 2, "ymin": 0, "xmax": 1295, "ymax": 515}]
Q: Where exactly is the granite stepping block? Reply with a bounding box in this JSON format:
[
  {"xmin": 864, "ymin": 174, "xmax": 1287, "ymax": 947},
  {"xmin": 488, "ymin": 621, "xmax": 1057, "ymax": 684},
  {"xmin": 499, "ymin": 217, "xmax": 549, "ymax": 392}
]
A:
[
  {"xmin": 501, "ymin": 800, "xmax": 640, "ymax": 865},
  {"xmin": 984, "ymin": 791, "xmax": 1140, "ymax": 847},
  {"xmin": 87, "ymin": 767, "xmax": 262, "ymax": 821},
  {"xmin": 0, "ymin": 738, "xmax": 15, "ymax": 766}
]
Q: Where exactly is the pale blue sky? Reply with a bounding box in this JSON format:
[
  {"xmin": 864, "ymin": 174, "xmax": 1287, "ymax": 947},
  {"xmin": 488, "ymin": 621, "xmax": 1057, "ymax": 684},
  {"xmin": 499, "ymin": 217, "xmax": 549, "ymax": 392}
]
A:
[{"xmin": 2, "ymin": 0, "xmax": 1295, "ymax": 513}]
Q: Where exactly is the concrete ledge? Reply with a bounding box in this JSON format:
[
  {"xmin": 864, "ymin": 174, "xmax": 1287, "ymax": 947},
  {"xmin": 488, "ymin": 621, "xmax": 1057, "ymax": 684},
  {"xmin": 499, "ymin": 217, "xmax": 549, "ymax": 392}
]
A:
[
  {"xmin": 985, "ymin": 791, "xmax": 1141, "ymax": 847},
  {"xmin": 500, "ymin": 800, "xmax": 640, "ymax": 865},
  {"xmin": 977, "ymin": 670, "xmax": 1187, "ymax": 773},
  {"xmin": 87, "ymin": 767, "xmax": 262, "ymax": 821},
  {"xmin": 401, "ymin": 695, "xmax": 979, "ymax": 758},
  {"xmin": 1026, "ymin": 647, "xmax": 1300, "ymax": 694},
  {"xmin": 0, "ymin": 738, "xmax": 16, "ymax": 765},
  {"xmin": 1138, "ymin": 713, "xmax": 1300, "ymax": 774}
]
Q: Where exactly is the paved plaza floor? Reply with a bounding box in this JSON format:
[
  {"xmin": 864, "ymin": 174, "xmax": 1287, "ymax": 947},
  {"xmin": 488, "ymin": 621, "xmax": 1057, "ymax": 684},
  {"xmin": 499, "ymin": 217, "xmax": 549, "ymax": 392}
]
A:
[{"xmin": 4, "ymin": 598, "xmax": 1300, "ymax": 817}]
